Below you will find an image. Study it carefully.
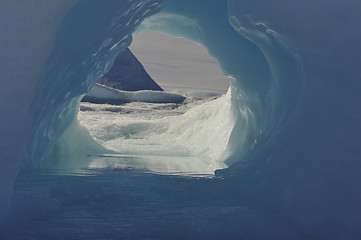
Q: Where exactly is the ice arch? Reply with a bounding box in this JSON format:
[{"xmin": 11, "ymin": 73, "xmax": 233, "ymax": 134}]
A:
[
  {"xmin": 46, "ymin": 0, "xmax": 271, "ymax": 172},
  {"xmin": 0, "ymin": 0, "xmax": 272, "ymax": 213},
  {"xmin": 1, "ymin": 0, "xmax": 361, "ymax": 236}
]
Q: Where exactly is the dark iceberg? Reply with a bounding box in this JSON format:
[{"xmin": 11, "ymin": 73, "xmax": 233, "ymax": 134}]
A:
[{"xmin": 97, "ymin": 48, "xmax": 163, "ymax": 91}]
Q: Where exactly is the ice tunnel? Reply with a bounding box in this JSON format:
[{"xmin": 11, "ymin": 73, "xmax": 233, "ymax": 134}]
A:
[{"xmin": 1, "ymin": 0, "xmax": 361, "ymax": 238}]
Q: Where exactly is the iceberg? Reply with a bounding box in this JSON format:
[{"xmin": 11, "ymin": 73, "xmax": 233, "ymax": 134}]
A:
[
  {"xmin": 83, "ymin": 83, "xmax": 185, "ymax": 104},
  {"xmin": 1, "ymin": 0, "xmax": 361, "ymax": 238},
  {"xmin": 96, "ymin": 48, "xmax": 163, "ymax": 91}
]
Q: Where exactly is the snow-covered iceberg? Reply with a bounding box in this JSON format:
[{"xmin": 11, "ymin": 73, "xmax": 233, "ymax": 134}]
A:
[
  {"xmin": 1, "ymin": 0, "xmax": 361, "ymax": 238},
  {"xmin": 83, "ymin": 83, "xmax": 185, "ymax": 104}
]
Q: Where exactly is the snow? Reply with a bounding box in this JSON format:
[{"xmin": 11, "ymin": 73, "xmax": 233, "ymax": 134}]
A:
[
  {"xmin": 79, "ymin": 88, "xmax": 233, "ymax": 175},
  {"xmin": 83, "ymin": 83, "xmax": 185, "ymax": 104}
]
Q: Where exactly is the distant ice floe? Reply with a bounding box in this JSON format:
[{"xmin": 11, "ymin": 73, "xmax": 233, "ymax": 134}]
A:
[{"xmin": 82, "ymin": 83, "xmax": 186, "ymax": 104}]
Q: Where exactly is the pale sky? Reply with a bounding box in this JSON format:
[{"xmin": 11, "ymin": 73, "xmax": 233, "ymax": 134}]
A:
[{"xmin": 129, "ymin": 32, "xmax": 229, "ymax": 92}]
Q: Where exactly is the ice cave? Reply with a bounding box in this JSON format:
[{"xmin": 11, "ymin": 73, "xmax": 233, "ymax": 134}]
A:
[{"xmin": 1, "ymin": 0, "xmax": 361, "ymax": 239}]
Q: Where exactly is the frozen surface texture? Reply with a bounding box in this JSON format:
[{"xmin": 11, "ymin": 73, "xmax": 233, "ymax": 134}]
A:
[
  {"xmin": 79, "ymin": 90, "xmax": 233, "ymax": 175},
  {"xmin": 1, "ymin": 0, "xmax": 361, "ymax": 238}
]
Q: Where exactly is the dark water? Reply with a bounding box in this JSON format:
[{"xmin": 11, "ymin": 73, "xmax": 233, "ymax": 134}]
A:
[{"xmin": 1, "ymin": 169, "xmax": 304, "ymax": 240}]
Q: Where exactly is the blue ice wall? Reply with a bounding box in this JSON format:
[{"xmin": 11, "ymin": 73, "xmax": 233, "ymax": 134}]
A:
[
  {"xmin": 224, "ymin": 0, "xmax": 361, "ymax": 236},
  {"xmin": 25, "ymin": 0, "xmax": 166, "ymax": 168},
  {"xmin": 0, "ymin": 0, "xmax": 165, "ymax": 217},
  {"xmin": 0, "ymin": 0, "xmax": 78, "ymax": 217},
  {"xmin": 138, "ymin": 0, "xmax": 273, "ymax": 164},
  {"xmin": 145, "ymin": 1, "xmax": 361, "ymax": 235}
]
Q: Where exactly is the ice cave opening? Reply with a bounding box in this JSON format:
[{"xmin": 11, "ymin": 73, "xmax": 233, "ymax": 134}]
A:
[
  {"xmin": 45, "ymin": 3, "xmax": 274, "ymax": 177},
  {"xmin": 31, "ymin": 1, "xmax": 275, "ymax": 181},
  {"xmin": 76, "ymin": 31, "xmax": 235, "ymax": 176}
]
